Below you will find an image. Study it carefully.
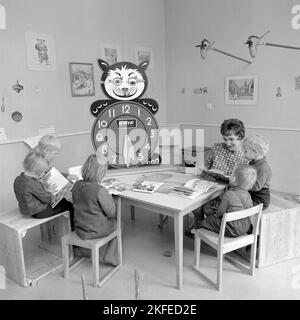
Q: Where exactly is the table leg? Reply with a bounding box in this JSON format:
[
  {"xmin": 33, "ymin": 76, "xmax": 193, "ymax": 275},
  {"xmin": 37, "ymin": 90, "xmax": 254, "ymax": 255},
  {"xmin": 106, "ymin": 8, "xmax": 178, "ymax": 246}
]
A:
[
  {"xmin": 130, "ymin": 206, "xmax": 135, "ymax": 221},
  {"xmin": 174, "ymin": 214, "xmax": 183, "ymax": 290}
]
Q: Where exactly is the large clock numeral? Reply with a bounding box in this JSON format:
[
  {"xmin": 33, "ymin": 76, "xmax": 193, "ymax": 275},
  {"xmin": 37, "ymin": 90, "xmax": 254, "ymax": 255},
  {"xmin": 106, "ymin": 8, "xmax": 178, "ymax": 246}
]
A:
[
  {"xmin": 96, "ymin": 132, "xmax": 104, "ymax": 142},
  {"xmin": 146, "ymin": 117, "xmax": 152, "ymax": 126},
  {"xmin": 98, "ymin": 120, "xmax": 108, "ymax": 128},
  {"xmin": 137, "ymin": 153, "xmax": 144, "ymax": 161},
  {"xmin": 102, "ymin": 144, "xmax": 108, "ymax": 154},
  {"xmin": 122, "ymin": 105, "xmax": 131, "ymax": 114},
  {"xmin": 108, "ymin": 109, "xmax": 116, "ymax": 118}
]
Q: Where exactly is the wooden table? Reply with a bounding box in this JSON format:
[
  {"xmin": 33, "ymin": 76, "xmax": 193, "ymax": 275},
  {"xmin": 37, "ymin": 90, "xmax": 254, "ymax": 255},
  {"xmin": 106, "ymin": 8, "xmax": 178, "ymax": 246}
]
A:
[{"xmin": 113, "ymin": 171, "xmax": 226, "ymax": 289}]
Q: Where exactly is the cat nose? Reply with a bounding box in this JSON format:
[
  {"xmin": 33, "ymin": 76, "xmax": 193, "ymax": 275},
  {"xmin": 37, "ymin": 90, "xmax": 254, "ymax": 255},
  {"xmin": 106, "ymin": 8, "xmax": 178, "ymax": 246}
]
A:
[{"xmin": 122, "ymin": 88, "xmax": 128, "ymax": 94}]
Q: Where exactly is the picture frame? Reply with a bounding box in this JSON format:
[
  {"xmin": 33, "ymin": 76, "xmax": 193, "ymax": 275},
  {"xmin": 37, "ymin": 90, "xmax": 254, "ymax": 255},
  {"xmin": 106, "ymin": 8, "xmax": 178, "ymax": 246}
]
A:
[
  {"xmin": 25, "ymin": 31, "xmax": 56, "ymax": 71},
  {"xmin": 69, "ymin": 62, "xmax": 95, "ymax": 97},
  {"xmin": 225, "ymin": 75, "xmax": 258, "ymax": 105},
  {"xmin": 135, "ymin": 46, "xmax": 154, "ymax": 69},
  {"xmin": 100, "ymin": 43, "xmax": 121, "ymax": 65}
]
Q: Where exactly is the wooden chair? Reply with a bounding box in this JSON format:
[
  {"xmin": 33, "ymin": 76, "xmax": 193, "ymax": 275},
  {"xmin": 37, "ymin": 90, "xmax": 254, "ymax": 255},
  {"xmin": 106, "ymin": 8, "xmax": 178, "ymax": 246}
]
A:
[
  {"xmin": 61, "ymin": 198, "xmax": 122, "ymax": 287},
  {"xmin": 193, "ymin": 204, "xmax": 263, "ymax": 291}
]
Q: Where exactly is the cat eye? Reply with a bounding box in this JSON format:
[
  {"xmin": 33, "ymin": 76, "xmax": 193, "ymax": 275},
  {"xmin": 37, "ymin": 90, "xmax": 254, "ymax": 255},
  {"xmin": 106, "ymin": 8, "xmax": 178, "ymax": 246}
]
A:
[{"xmin": 112, "ymin": 77, "xmax": 122, "ymax": 86}]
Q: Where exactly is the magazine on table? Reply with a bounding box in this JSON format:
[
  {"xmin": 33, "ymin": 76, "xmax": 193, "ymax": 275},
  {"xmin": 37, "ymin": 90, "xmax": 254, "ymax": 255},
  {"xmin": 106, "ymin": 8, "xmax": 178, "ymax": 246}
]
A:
[
  {"xmin": 131, "ymin": 181, "xmax": 164, "ymax": 194},
  {"xmin": 39, "ymin": 167, "xmax": 73, "ymax": 208},
  {"xmin": 100, "ymin": 178, "xmax": 132, "ymax": 195},
  {"xmin": 169, "ymin": 178, "xmax": 218, "ymax": 199}
]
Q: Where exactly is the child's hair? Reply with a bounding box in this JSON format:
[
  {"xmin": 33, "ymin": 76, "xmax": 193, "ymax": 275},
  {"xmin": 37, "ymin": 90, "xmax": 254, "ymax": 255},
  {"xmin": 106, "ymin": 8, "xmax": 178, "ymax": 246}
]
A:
[
  {"xmin": 220, "ymin": 119, "xmax": 245, "ymax": 140},
  {"xmin": 81, "ymin": 154, "xmax": 107, "ymax": 183},
  {"xmin": 243, "ymin": 135, "xmax": 269, "ymax": 158},
  {"xmin": 232, "ymin": 164, "xmax": 257, "ymax": 191},
  {"xmin": 37, "ymin": 135, "xmax": 61, "ymax": 155},
  {"xmin": 23, "ymin": 150, "xmax": 49, "ymax": 177}
]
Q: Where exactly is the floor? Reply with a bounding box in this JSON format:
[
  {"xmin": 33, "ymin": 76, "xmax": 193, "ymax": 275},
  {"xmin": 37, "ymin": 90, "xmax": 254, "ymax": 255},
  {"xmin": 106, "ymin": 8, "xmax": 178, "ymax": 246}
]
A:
[{"xmin": 0, "ymin": 205, "xmax": 300, "ymax": 300}]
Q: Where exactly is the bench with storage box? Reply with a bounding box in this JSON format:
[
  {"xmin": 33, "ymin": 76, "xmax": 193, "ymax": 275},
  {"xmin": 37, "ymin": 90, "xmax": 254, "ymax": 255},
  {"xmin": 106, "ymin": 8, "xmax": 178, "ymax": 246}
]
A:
[{"xmin": 0, "ymin": 209, "xmax": 71, "ymax": 287}]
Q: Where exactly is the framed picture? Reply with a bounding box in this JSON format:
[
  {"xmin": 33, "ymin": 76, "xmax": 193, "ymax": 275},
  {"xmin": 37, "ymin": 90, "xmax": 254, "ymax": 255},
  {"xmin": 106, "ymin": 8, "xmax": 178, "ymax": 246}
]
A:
[
  {"xmin": 25, "ymin": 31, "xmax": 56, "ymax": 71},
  {"xmin": 69, "ymin": 62, "xmax": 95, "ymax": 97},
  {"xmin": 135, "ymin": 46, "xmax": 154, "ymax": 69},
  {"xmin": 100, "ymin": 43, "xmax": 121, "ymax": 65},
  {"xmin": 225, "ymin": 75, "xmax": 258, "ymax": 105}
]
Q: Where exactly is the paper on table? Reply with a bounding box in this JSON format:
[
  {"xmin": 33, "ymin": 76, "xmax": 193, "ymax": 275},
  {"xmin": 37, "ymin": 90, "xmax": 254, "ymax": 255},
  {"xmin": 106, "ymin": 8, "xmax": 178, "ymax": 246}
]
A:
[{"xmin": 23, "ymin": 135, "xmax": 42, "ymax": 148}]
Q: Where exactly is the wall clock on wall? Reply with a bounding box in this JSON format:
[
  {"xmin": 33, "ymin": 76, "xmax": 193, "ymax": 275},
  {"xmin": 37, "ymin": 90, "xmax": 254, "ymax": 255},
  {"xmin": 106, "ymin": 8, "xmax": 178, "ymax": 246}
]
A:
[{"xmin": 90, "ymin": 59, "xmax": 160, "ymax": 168}]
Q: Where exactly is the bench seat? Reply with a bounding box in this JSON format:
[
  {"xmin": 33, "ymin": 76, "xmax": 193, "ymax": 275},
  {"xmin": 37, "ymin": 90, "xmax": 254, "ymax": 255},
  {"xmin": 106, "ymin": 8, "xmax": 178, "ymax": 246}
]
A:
[{"xmin": 0, "ymin": 209, "xmax": 71, "ymax": 287}]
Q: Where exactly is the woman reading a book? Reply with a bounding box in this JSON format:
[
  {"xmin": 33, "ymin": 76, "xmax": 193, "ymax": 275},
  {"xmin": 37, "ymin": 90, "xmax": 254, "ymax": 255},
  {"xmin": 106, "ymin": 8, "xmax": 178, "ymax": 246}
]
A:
[{"xmin": 13, "ymin": 150, "xmax": 74, "ymax": 225}]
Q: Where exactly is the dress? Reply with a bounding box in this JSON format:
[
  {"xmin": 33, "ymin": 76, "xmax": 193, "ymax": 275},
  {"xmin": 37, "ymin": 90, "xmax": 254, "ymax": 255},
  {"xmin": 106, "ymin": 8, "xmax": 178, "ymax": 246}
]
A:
[
  {"xmin": 200, "ymin": 187, "xmax": 253, "ymax": 237},
  {"xmin": 72, "ymin": 180, "xmax": 117, "ymax": 240},
  {"xmin": 249, "ymin": 157, "xmax": 272, "ymax": 210},
  {"xmin": 205, "ymin": 142, "xmax": 248, "ymax": 176}
]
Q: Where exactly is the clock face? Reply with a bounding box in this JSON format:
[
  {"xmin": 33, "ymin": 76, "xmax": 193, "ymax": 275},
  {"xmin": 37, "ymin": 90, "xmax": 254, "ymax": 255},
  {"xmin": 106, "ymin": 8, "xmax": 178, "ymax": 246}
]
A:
[{"xmin": 91, "ymin": 101, "xmax": 159, "ymax": 168}]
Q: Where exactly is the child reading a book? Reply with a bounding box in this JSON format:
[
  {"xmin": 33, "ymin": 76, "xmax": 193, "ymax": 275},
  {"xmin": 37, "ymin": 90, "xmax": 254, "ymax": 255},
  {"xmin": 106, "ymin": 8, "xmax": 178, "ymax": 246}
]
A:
[
  {"xmin": 243, "ymin": 135, "xmax": 272, "ymax": 210},
  {"xmin": 195, "ymin": 164, "xmax": 257, "ymax": 237},
  {"xmin": 13, "ymin": 150, "xmax": 74, "ymax": 222},
  {"xmin": 72, "ymin": 154, "xmax": 119, "ymax": 266}
]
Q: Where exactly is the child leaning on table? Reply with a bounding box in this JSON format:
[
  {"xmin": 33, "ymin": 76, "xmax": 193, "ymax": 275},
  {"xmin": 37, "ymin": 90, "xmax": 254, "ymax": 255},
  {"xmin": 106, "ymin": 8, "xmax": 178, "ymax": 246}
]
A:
[
  {"xmin": 243, "ymin": 135, "xmax": 272, "ymax": 210},
  {"xmin": 195, "ymin": 164, "xmax": 257, "ymax": 237},
  {"xmin": 13, "ymin": 150, "xmax": 74, "ymax": 221},
  {"xmin": 71, "ymin": 154, "xmax": 119, "ymax": 266}
]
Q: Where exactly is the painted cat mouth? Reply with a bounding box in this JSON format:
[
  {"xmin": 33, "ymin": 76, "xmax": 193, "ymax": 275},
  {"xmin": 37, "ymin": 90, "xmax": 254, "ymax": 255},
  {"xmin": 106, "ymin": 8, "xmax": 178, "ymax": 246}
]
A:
[{"xmin": 113, "ymin": 90, "xmax": 137, "ymax": 98}]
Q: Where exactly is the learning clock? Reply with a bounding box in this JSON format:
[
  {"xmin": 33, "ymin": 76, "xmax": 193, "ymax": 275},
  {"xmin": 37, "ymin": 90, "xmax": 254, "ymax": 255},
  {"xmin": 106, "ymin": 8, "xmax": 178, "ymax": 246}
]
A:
[{"xmin": 90, "ymin": 59, "xmax": 160, "ymax": 168}]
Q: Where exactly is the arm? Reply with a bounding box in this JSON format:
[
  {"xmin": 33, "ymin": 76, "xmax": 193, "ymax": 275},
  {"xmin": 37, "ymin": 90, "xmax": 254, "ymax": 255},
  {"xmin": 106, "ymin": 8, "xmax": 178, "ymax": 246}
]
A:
[
  {"xmin": 250, "ymin": 165, "xmax": 271, "ymax": 192},
  {"xmin": 31, "ymin": 181, "xmax": 52, "ymax": 204},
  {"xmin": 215, "ymin": 192, "xmax": 230, "ymax": 218},
  {"xmin": 98, "ymin": 187, "xmax": 117, "ymax": 218},
  {"xmin": 204, "ymin": 145, "xmax": 215, "ymax": 170}
]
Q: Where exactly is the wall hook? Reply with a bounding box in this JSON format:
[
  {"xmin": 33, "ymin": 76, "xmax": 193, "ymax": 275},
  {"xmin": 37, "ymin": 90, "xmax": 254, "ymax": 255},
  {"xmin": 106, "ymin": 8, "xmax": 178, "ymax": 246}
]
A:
[{"xmin": 12, "ymin": 80, "xmax": 24, "ymax": 93}]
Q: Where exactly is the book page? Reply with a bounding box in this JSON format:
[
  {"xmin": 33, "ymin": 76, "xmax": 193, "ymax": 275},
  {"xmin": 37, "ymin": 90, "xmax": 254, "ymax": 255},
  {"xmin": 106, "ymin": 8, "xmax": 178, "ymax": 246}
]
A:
[{"xmin": 132, "ymin": 181, "xmax": 164, "ymax": 193}]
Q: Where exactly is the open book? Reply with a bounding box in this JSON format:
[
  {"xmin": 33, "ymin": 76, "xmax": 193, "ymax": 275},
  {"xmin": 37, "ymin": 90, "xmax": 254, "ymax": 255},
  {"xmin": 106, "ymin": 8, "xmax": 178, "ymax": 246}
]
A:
[
  {"xmin": 131, "ymin": 181, "xmax": 164, "ymax": 194},
  {"xmin": 100, "ymin": 178, "xmax": 132, "ymax": 195},
  {"xmin": 169, "ymin": 178, "xmax": 217, "ymax": 199},
  {"xmin": 40, "ymin": 167, "xmax": 73, "ymax": 208},
  {"xmin": 205, "ymin": 168, "xmax": 230, "ymax": 182}
]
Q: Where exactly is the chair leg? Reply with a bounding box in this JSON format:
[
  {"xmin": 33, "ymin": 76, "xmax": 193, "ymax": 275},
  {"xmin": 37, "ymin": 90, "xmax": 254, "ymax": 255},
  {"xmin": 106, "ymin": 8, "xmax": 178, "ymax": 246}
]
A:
[
  {"xmin": 249, "ymin": 241, "xmax": 257, "ymax": 276},
  {"xmin": 92, "ymin": 246, "xmax": 99, "ymax": 287},
  {"xmin": 216, "ymin": 250, "xmax": 223, "ymax": 291},
  {"xmin": 62, "ymin": 239, "xmax": 69, "ymax": 279},
  {"xmin": 194, "ymin": 234, "xmax": 201, "ymax": 268}
]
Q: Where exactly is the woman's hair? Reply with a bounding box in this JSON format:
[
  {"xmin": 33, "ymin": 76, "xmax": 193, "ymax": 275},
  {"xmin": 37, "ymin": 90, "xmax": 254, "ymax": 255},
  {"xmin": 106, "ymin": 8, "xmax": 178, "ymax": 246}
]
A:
[
  {"xmin": 220, "ymin": 119, "xmax": 245, "ymax": 140},
  {"xmin": 37, "ymin": 135, "xmax": 61, "ymax": 154},
  {"xmin": 243, "ymin": 135, "xmax": 269, "ymax": 158},
  {"xmin": 232, "ymin": 164, "xmax": 257, "ymax": 191},
  {"xmin": 81, "ymin": 154, "xmax": 107, "ymax": 183},
  {"xmin": 23, "ymin": 150, "xmax": 49, "ymax": 177}
]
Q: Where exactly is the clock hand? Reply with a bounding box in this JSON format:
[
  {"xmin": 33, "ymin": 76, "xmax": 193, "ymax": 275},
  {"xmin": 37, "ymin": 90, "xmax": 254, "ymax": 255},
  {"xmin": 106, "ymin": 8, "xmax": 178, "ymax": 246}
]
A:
[{"xmin": 123, "ymin": 134, "xmax": 135, "ymax": 168}]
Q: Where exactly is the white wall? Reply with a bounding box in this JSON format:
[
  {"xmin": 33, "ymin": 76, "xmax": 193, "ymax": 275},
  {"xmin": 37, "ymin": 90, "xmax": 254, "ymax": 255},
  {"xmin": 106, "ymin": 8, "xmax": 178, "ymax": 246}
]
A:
[
  {"xmin": 0, "ymin": 0, "xmax": 167, "ymax": 140},
  {"xmin": 165, "ymin": 0, "xmax": 300, "ymax": 193}
]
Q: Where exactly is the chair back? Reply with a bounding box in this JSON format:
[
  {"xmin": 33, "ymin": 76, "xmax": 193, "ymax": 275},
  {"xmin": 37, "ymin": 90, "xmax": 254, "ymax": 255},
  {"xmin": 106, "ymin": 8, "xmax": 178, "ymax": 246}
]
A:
[{"xmin": 218, "ymin": 204, "xmax": 263, "ymax": 247}]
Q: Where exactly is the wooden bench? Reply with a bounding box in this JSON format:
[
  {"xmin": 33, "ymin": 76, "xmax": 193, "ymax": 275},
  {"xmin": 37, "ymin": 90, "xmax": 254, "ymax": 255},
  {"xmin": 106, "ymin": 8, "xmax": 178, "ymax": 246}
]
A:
[
  {"xmin": 0, "ymin": 209, "xmax": 71, "ymax": 287},
  {"xmin": 236, "ymin": 190, "xmax": 300, "ymax": 268}
]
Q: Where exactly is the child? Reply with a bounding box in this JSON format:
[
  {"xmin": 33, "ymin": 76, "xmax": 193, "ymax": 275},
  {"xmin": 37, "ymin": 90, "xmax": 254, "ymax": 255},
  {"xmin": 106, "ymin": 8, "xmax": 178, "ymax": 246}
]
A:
[
  {"xmin": 72, "ymin": 154, "xmax": 119, "ymax": 266},
  {"xmin": 203, "ymin": 118, "xmax": 248, "ymax": 177},
  {"xmin": 35, "ymin": 134, "xmax": 78, "ymax": 181},
  {"xmin": 13, "ymin": 150, "xmax": 74, "ymax": 222},
  {"xmin": 196, "ymin": 164, "xmax": 257, "ymax": 237},
  {"xmin": 243, "ymin": 135, "xmax": 272, "ymax": 210}
]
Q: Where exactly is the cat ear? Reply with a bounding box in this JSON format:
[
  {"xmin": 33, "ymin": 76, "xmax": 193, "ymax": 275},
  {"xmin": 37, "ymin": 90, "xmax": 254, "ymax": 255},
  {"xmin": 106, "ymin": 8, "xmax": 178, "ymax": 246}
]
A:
[
  {"xmin": 98, "ymin": 59, "xmax": 109, "ymax": 72},
  {"xmin": 139, "ymin": 60, "xmax": 149, "ymax": 71}
]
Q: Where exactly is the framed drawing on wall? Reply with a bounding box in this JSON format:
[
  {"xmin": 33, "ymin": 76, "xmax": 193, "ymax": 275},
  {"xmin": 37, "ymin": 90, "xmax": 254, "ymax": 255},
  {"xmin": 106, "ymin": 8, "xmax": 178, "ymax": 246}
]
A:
[
  {"xmin": 100, "ymin": 43, "xmax": 121, "ymax": 65},
  {"xmin": 69, "ymin": 62, "xmax": 95, "ymax": 97},
  {"xmin": 25, "ymin": 31, "xmax": 56, "ymax": 71},
  {"xmin": 225, "ymin": 75, "xmax": 258, "ymax": 105},
  {"xmin": 135, "ymin": 46, "xmax": 154, "ymax": 69}
]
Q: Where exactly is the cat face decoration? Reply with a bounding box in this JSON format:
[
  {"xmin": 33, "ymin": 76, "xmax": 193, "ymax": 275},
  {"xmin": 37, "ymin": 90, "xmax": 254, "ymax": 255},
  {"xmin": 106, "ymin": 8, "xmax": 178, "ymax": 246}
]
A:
[{"xmin": 90, "ymin": 59, "xmax": 160, "ymax": 168}]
